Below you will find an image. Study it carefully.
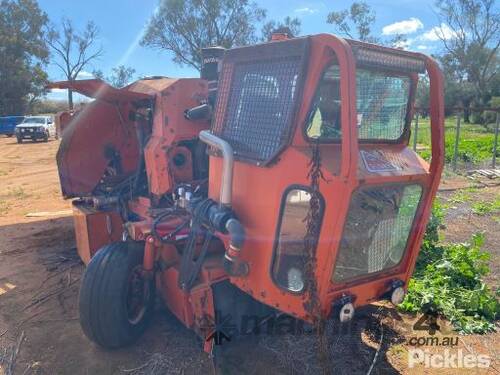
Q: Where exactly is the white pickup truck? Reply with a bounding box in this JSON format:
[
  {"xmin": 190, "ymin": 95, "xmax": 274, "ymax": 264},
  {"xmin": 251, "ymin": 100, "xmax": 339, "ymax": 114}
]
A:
[{"xmin": 15, "ymin": 116, "xmax": 56, "ymax": 143}]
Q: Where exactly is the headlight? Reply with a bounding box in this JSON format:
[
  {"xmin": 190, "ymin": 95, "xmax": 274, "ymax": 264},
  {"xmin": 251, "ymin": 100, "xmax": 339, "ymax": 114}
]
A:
[{"xmin": 287, "ymin": 267, "xmax": 304, "ymax": 292}]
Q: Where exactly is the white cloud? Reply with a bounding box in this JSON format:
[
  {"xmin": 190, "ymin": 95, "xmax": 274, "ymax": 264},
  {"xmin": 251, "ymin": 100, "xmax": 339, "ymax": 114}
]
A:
[
  {"xmin": 49, "ymin": 88, "xmax": 66, "ymax": 93},
  {"xmin": 421, "ymin": 23, "xmax": 456, "ymax": 41},
  {"xmin": 416, "ymin": 45, "xmax": 429, "ymax": 50},
  {"xmin": 77, "ymin": 71, "xmax": 94, "ymax": 78},
  {"xmin": 294, "ymin": 7, "xmax": 317, "ymax": 14},
  {"xmin": 382, "ymin": 18, "xmax": 423, "ymax": 35}
]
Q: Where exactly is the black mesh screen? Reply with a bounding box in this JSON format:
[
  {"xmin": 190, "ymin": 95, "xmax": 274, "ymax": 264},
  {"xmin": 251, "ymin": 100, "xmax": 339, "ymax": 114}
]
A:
[
  {"xmin": 356, "ymin": 70, "xmax": 411, "ymax": 140},
  {"xmin": 212, "ymin": 39, "xmax": 309, "ymax": 164},
  {"xmin": 305, "ymin": 65, "xmax": 412, "ymax": 142}
]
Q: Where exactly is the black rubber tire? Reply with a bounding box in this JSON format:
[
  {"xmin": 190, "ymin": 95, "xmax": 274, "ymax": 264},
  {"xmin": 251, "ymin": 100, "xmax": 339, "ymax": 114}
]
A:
[
  {"xmin": 16, "ymin": 137, "xmax": 22, "ymax": 143},
  {"xmin": 78, "ymin": 241, "xmax": 155, "ymax": 349}
]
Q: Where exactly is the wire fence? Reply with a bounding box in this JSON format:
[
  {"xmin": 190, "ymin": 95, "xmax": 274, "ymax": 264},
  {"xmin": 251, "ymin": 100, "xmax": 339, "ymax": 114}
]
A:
[{"xmin": 411, "ymin": 107, "xmax": 500, "ymax": 173}]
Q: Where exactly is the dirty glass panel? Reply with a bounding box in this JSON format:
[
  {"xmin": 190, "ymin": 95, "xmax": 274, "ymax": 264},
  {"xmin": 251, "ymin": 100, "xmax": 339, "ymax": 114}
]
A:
[
  {"xmin": 356, "ymin": 70, "xmax": 410, "ymax": 140},
  {"xmin": 306, "ymin": 65, "xmax": 342, "ymax": 140},
  {"xmin": 306, "ymin": 66, "xmax": 410, "ymax": 141},
  {"xmin": 273, "ymin": 189, "xmax": 322, "ymax": 293},
  {"xmin": 332, "ymin": 184, "xmax": 422, "ymax": 282},
  {"xmin": 220, "ymin": 58, "xmax": 302, "ymax": 163}
]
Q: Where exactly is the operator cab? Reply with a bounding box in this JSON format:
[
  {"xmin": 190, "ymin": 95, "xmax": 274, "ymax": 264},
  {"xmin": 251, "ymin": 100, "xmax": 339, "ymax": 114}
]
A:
[{"xmin": 206, "ymin": 34, "xmax": 444, "ymax": 321}]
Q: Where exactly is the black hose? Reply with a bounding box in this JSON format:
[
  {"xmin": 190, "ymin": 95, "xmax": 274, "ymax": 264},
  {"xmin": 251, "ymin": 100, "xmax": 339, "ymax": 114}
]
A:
[
  {"xmin": 226, "ymin": 218, "xmax": 245, "ymax": 249},
  {"xmin": 152, "ymin": 209, "xmax": 189, "ymax": 244},
  {"xmin": 184, "ymin": 104, "xmax": 211, "ymax": 120}
]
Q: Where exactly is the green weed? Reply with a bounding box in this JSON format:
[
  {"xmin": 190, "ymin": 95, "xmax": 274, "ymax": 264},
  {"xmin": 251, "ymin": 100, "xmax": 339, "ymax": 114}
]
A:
[
  {"xmin": 449, "ymin": 189, "xmax": 472, "ymax": 204},
  {"xmin": 472, "ymin": 196, "xmax": 500, "ymax": 216},
  {"xmin": 399, "ymin": 202, "xmax": 500, "ymax": 334},
  {"xmin": 410, "ymin": 117, "xmax": 499, "ymax": 164}
]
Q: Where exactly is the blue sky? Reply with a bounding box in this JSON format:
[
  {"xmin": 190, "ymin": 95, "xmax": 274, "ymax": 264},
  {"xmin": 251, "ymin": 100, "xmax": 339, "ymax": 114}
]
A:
[{"xmin": 40, "ymin": 0, "xmax": 448, "ymax": 101}]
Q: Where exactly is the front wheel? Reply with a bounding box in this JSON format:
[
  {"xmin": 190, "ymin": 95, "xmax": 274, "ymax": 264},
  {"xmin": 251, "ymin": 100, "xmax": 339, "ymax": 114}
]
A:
[
  {"xmin": 16, "ymin": 137, "xmax": 22, "ymax": 143},
  {"xmin": 78, "ymin": 241, "xmax": 155, "ymax": 349}
]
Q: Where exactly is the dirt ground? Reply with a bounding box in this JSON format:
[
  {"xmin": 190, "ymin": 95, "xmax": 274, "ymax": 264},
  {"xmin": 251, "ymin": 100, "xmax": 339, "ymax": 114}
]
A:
[{"xmin": 0, "ymin": 136, "xmax": 498, "ymax": 374}]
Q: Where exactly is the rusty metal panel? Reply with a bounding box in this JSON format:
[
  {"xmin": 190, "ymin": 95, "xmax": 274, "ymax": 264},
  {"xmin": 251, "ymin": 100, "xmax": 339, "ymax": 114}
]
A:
[
  {"xmin": 347, "ymin": 39, "xmax": 426, "ymax": 73},
  {"xmin": 72, "ymin": 202, "xmax": 123, "ymax": 264},
  {"xmin": 56, "ymin": 100, "xmax": 140, "ymax": 198},
  {"xmin": 47, "ymin": 79, "xmax": 152, "ymax": 102}
]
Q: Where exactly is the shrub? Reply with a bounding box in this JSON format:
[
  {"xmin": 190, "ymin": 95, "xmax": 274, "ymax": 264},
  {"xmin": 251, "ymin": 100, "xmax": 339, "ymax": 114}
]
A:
[{"xmin": 399, "ymin": 202, "xmax": 500, "ymax": 334}]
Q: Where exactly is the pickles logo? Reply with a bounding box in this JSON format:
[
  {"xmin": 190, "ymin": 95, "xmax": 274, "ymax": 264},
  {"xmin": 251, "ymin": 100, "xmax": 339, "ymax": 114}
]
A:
[{"xmin": 408, "ymin": 349, "xmax": 491, "ymax": 369}]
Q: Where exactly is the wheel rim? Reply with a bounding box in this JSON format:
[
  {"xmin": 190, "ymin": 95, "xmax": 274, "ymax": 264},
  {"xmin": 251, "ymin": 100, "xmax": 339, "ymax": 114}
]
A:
[{"xmin": 126, "ymin": 265, "xmax": 150, "ymax": 325}]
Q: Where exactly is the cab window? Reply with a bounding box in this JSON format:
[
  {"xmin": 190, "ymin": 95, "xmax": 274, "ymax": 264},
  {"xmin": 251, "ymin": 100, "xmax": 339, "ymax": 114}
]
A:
[
  {"xmin": 306, "ymin": 65, "xmax": 411, "ymax": 141},
  {"xmin": 272, "ymin": 187, "xmax": 324, "ymax": 293},
  {"xmin": 306, "ymin": 65, "xmax": 341, "ymax": 139},
  {"xmin": 332, "ymin": 184, "xmax": 422, "ymax": 282}
]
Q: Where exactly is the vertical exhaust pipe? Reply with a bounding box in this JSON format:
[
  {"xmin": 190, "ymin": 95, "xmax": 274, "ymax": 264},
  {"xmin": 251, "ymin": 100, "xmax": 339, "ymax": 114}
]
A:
[
  {"xmin": 199, "ymin": 130, "xmax": 247, "ymax": 276},
  {"xmin": 199, "ymin": 130, "xmax": 233, "ymax": 207}
]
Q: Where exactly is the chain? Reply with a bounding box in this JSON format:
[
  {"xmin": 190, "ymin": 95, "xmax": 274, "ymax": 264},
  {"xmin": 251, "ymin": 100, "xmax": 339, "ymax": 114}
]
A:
[
  {"xmin": 303, "ymin": 140, "xmax": 332, "ymax": 374},
  {"xmin": 303, "ymin": 139, "xmax": 323, "ymax": 317}
]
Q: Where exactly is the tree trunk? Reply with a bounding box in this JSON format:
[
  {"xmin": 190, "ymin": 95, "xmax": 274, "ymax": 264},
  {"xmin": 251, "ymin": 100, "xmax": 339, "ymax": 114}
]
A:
[
  {"xmin": 463, "ymin": 107, "xmax": 470, "ymax": 124},
  {"xmin": 68, "ymin": 88, "xmax": 74, "ymax": 110}
]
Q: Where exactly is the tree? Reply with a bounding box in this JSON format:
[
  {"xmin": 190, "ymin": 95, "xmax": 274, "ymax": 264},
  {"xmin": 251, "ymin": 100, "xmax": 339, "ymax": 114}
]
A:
[
  {"xmin": 434, "ymin": 0, "xmax": 499, "ymax": 108},
  {"xmin": 261, "ymin": 16, "xmax": 301, "ymax": 41},
  {"xmin": 327, "ymin": 2, "xmax": 378, "ymax": 43},
  {"xmin": 92, "ymin": 65, "xmax": 136, "ymax": 88},
  {"xmin": 326, "ymin": 2, "xmax": 407, "ymax": 48},
  {"xmin": 0, "ymin": 0, "xmax": 49, "ymax": 115},
  {"xmin": 439, "ymin": 52, "xmax": 476, "ymax": 120},
  {"xmin": 47, "ymin": 19, "xmax": 103, "ymax": 109},
  {"xmin": 109, "ymin": 65, "xmax": 136, "ymax": 88},
  {"xmin": 141, "ymin": 0, "xmax": 266, "ymax": 71}
]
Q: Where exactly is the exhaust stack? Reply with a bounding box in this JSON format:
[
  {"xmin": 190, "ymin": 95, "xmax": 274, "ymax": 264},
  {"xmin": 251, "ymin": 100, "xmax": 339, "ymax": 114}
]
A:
[{"xmin": 199, "ymin": 130, "xmax": 234, "ymax": 207}]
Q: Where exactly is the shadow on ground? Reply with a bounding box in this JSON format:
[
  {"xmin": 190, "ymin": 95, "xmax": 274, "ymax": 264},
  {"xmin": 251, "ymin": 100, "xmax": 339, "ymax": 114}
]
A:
[{"xmin": 0, "ymin": 217, "xmax": 402, "ymax": 374}]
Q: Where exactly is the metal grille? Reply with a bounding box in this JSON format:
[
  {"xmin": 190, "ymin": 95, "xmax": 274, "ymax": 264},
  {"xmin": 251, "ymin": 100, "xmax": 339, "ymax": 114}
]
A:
[
  {"xmin": 212, "ymin": 49, "xmax": 306, "ymax": 164},
  {"xmin": 212, "ymin": 63, "xmax": 233, "ymax": 135},
  {"xmin": 351, "ymin": 44, "xmax": 426, "ymax": 74},
  {"xmin": 367, "ymin": 216, "xmax": 413, "ymax": 272},
  {"xmin": 305, "ymin": 65, "xmax": 411, "ymax": 142},
  {"xmin": 332, "ymin": 184, "xmax": 422, "ymax": 282},
  {"xmin": 356, "ymin": 70, "xmax": 411, "ymax": 140}
]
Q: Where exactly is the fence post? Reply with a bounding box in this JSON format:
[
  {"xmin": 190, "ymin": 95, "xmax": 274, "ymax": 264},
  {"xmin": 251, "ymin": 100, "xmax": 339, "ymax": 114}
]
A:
[
  {"xmin": 452, "ymin": 110, "xmax": 462, "ymax": 172},
  {"xmin": 493, "ymin": 111, "xmax": 500, "ymax": 169},
  {"xmin": 413, "ymin": 112, "xmax": 419, "ymax": 152}
]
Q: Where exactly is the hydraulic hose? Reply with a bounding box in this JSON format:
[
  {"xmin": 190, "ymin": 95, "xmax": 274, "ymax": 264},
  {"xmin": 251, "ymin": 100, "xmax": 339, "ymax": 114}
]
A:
[{"xmin": 223, "ymin": 218, "xmax": 247, "ymax": 276}]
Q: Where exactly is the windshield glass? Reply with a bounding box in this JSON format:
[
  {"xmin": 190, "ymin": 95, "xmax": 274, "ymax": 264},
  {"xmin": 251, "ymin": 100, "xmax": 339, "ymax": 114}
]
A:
[
  {"xmin": 23, "ymin": 117, "xmax": 46, "ymax": 124},
  {"xmin": 306, "ymin": 65, "xmax": 411, "ymax": 141}
]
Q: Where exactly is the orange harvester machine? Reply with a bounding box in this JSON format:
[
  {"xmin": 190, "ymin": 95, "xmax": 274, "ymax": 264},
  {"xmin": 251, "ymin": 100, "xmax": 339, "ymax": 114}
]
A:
[{"xmin": 51, "ymin": 34, "xmax": 444, "ymax": 351}]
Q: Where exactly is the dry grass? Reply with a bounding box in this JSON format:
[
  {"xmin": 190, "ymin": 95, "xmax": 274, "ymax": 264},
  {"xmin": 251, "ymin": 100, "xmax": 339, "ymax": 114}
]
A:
[
  {"xmin": 6, "ymin": 187, "xmax": 30, "ymax": 199},
  {"xmin": 0, "ymin": 200, "xmax": 10, "ymax": 215}
]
